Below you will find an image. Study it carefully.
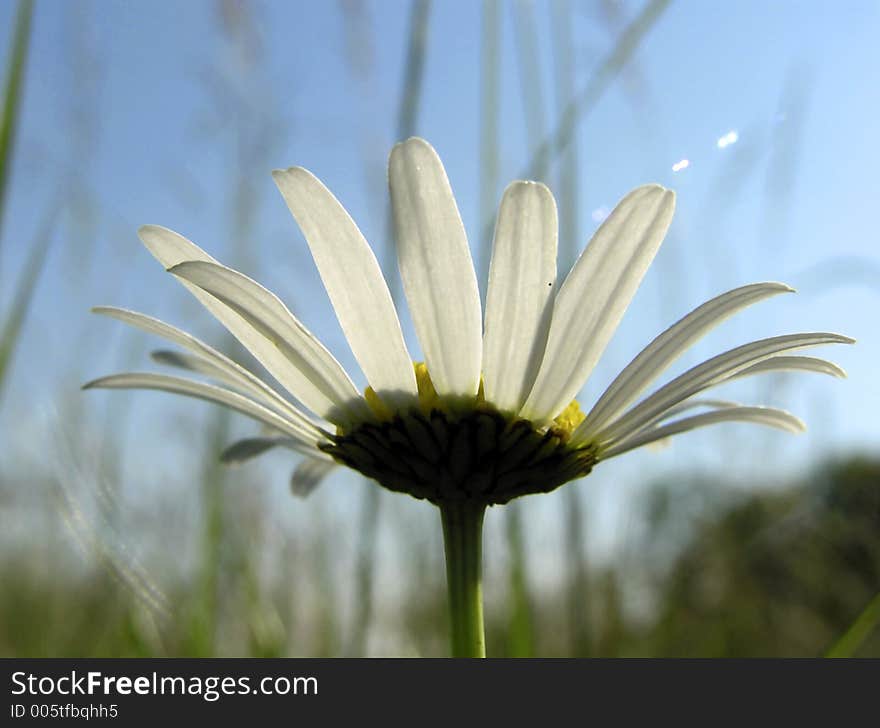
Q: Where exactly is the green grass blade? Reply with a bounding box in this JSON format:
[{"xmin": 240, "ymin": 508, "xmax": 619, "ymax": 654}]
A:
[
  {"xmin": 551, "ymin": 0, "xmax": 578, "ymax": 272},
  {"xmin": 346, "ymin": 483, "xmax": 381, "ymax": 656},
  {"xmin": 497, "ymin": 0, "xmax": 554, "ymax": 657},
  {"xmin": 552, "ymin": 0, "xmax": 591, "ymax": 657},
  {"xmin": 395, "ymin": 0, "xmax": 431, "ymax": 142},
  {"xmin": 185, "ymin": 410, "xmax": 231, "ymax": 657},
  {"xmin": 512, "ymin": 0, "xmax": 546, "ymax": 153},
  {"xmin": 524, "ymin": 0, "xmax": 671, "ymax": 179},
  {"xmin": 0, "ymin": 0, "xmax": 34, "ymax": 249},
  {"xmin": 384, "ymin": 0, "xmax": 431, "ymax": 305},
  {"xmin": 825, "ymin": 592, "xmax": 880, "ymax": 658},
  {"xmin": 476, "ymin": 0, "xmax": 499, "ymax": 290},
  {"xmin": 563, "ymin": 488, "xmax": 591, "ymax": 655},
  {"xmin": 504, "ymin": 502, "xmax": 534, "ymax": 656},
  {"xmin": 343, "ymin": 0, "xmax": 433, "ymax": 657},
  {"xmin": 0, "ymin": 200, "xmax": 57, "ymax": 402}
]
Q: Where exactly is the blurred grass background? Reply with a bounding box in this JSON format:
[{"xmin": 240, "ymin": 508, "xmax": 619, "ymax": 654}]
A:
[{"xmin": 0, "ymin": 0, "xmax": 877, "ymax": 657}]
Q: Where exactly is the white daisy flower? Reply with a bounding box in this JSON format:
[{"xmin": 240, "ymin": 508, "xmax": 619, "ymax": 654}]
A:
[
  {"xmin": 85, "ymin": 137, "xmax": 852, "ymax": 657},
  {"xmin": 85, "ymin": 137, "xmax": 851, "ymax": 507}
]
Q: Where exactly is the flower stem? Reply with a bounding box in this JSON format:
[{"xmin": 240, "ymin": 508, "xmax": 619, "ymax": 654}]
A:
[{"xmin": 440, "ymin": 500, "xmax": 487, "ymax": 658}]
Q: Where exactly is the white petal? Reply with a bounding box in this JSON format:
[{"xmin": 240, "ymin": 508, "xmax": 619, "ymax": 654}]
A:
[
  {"xmin": 151, "ymin": 348, "xmax": 247, "ymax": 388},
  {"xmin": 733, "ymin": 355, "xmax": 846, "ymax": 379},
  {"xmin": 520, "ymin": 184, "xmax": 675, "ymax": 423},
  {"xmin": 653, "ymin": 398, "xmax": 741, "ymax": 422},
  {"xmin": 601, "ymin": 406, "xmax": 805, "ymax": 459},
  {"xmin": 482, "ymin": 181, "xmax": 558, "ymax": 412},
  {"xmin": 138, "ymin": 226, "xmax": 365, "ymax": 424},
  {"xmin": 603, "ymin": 354, "xmax": 845, "ymax": 445},
  {"xmin": 594, "ymin": 332, "xmax": 853, "ymax": 444},
  {"xmin": 577, "ymin": 282, "xmax": 794, "ymax": 440},
  {"xmin": 607, "ymin": 398, "xmax": 741, "ymax": 447},
  {"xmin": 138, "ymin": 224, "xmax": 217, "ymax": 268},
  {"xmin": 220, "ymin": 436, "xmax": 330, "ymax": 464},
  {"xmin": 149, "ymin": 349, "xmax": 338, "ymax": 442},
  {"xmin": 290, "ymin": 458, "xmax": 336, "ymax": 498},
  {"xmin": 83, "ymin": 372, "xmax": 330, "ymax": 448},
  {"xmin": 169, "ymin": 260, "xmax": 369, "ymax": 425},
  {"xmin": 272, "ymin": 167, "xmax": 418, "ymax": 407},
  {"xmin": 93, "ymin": 306, "xmax": 324, "ymax": 434},
  {"xmin": 388, "ymin": 137, "xmax": 482, "ymax": 398}
]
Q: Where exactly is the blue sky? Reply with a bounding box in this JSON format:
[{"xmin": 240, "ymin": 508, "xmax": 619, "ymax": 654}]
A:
[{"xmin": 1, "ymin": 1, "xmax": 878, "ymax": 556}]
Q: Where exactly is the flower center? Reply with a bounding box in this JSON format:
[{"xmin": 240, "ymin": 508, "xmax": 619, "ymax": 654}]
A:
[{"xmin": 319, "ymin": 363, "xmax": 598, "ymax": 506}]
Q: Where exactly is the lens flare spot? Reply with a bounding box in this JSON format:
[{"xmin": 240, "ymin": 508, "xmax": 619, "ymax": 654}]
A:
[{"xmin": 717, "ymin": 130, "xmax": 739, "ymax": 149}]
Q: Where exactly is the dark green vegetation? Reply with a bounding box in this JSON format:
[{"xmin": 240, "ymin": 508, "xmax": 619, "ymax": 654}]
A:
[{"xmin": 2, "ymin": 455, "xmax": 876, "ymax": 657}]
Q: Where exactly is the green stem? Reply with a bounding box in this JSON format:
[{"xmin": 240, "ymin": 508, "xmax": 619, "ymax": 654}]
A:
[
  {"xmin": 825, "ymin": 591, "xmax": 880, "ymax": 658},
  {"xmin": 440, "ymin": 500, "xmax": 487, "ymax": 658}
]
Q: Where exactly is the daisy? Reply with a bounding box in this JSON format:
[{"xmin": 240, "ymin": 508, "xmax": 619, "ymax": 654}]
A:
[{"xmin": 85, "ymin": 137, "xmax": 851, "ymax": 657}]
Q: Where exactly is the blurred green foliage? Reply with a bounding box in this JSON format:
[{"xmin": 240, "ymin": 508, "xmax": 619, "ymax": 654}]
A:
[
  {"xmin": 2, "ymin": 454, "xmax": 876, "ymax": 657},
  {"xmin": 644, "ymin": 457, "xmax": 880, "ymax": 657}
]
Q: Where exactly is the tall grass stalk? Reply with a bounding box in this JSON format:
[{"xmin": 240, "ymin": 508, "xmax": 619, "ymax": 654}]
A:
[
  {"xmin": 523, "ymin": 0, "xmax": 670, "ymax": 180},
  {"xmin": 0, "ymin": 0, "xmax": 33, "ymax": 254},
  {"xmin": 188, "ymin": 411, "xmax": 231, "ymax": 656},
  {"xmin": 475, "ymin": 0, "xmax": 502, "ymax": 657},
  {"xmin": 563, "ymin": 489, "xmax": 591, "ymax": 653},
  {"xmin": 346, "ymin": 0, "xmax": 432, "ymax": 657},
  {"xmin": 754, "ymin": 69, "xmax": 812, "ymax": 464},
  {"xmin": 551, "ymin": 0, "xmax": 578, "ymax": 273},
  {"xmin": 312, "ymin": 521, "xmax": 341, "ymax": 657},
  {"xmin": 503, "ymin": 503, "xmax": 534, "ymax": 656},
  {"xmin": 0, "ymin": 201, "xmax": 58, "ymax": 403},
  {"xmin": 97, "ymin": 335, "xmax": 145, "ymax": 534},
  {"xmin": 760, "ymin": 66, "xmax": 811, "ymax": 263},
  {"xmin": 512, "ymin": 0, "xmax": 546, "ymax": 160},
  {"xmin": 477, "ymin": 0, "xmax": 671, "ymax": 256},
  {"xmin": 395, "ymin": 0, "xmax": 431, "ymax": 155},
  {"xmin": 477, "ymin": 0, "xmax": 499, "ymax": 290},
  {"xmin": 552, "ymin": 0, "xmax": 592, "ymax": 657},
  {"xmin": 496, "ymin": 0, "xmax": 565, "ymax": 656},
  {"xmin": 347, "ymin": 479, "xmax": 380, "ymax": 656},
  {"xmin": 825, "ymin": 592, "xmax": 880, "ymax": 658},
  {"xmin": 0, "ymin": 0, "xmax": 38, "ymax": 402},
  {"xmin": 338, "ymin": 0, "xmax": 382, "ymax": 656},
  {"xmin": 178, "ymin": 1, "xmax": 289, "ymax": 656}
]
